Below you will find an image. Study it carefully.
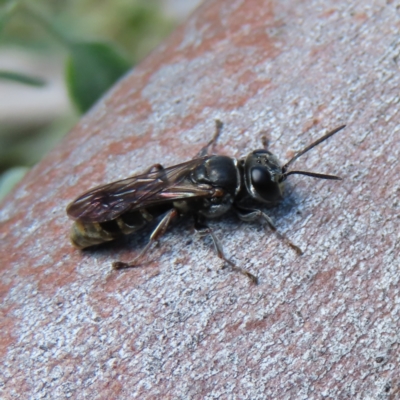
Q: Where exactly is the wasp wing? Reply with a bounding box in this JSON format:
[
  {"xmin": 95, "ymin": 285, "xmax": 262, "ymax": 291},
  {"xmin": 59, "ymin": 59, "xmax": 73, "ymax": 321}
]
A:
[{"xmin": 66, "ymin": 158, "xmax": 214, "ymax": 222}]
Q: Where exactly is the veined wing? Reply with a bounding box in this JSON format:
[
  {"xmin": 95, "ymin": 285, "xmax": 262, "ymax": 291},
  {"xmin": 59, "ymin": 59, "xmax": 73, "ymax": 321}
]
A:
[{"xmin": 66, "ymin": 158, "xmax": 214, "ymax": 222}]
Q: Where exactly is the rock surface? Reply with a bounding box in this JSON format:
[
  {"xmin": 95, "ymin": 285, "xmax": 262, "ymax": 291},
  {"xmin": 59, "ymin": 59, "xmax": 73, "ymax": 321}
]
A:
[{"xmin": 1, "ymin": 0, "xmax": 400, "ymax": 398}]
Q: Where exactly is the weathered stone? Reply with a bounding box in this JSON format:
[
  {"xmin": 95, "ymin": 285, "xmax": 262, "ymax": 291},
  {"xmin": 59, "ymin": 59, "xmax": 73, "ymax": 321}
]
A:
[{"xmin": 1, "ymin": 0, "xmax": 400, "ymax": 398}]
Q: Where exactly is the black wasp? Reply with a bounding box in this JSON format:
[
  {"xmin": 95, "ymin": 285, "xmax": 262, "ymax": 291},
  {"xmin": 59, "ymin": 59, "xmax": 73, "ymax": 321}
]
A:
[{"xmin": 66, "ymin": 121, "xmax": 345, "ymax": 284}]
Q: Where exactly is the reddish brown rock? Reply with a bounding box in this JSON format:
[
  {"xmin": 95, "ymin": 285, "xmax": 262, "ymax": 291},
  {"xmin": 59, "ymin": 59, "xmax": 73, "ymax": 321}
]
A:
[{"xmin": 1, "ymin": 0, "xmax": 400, "ymax": 398}]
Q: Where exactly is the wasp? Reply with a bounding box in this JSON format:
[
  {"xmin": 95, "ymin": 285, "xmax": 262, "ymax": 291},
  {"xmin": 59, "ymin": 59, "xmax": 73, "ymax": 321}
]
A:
[{"xmin": 66, "ymin": 121, "xmax": 345, "ymax": 284}]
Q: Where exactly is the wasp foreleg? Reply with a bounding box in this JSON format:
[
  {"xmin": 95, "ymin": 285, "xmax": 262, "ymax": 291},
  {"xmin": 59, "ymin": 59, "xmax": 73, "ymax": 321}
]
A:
[
  {"xmin": 194, "ymin": 219, "xmax": 258, "ymax": 284},
  {"xmin": 261, "ymin": 134, "xmax": 269, "ymax": 150},
  {"xmin": 113, "ymin": 208, "xmax": 179, "ymax": 270},
  {"xmin": 235, "ymin": 208, "xmax": 303, "ymax": 255}
]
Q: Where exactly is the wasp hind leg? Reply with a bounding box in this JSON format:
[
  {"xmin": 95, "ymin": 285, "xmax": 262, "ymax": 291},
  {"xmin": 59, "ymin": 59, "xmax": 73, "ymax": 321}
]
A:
[
  {"xmin": 194, "ymin": 218, "xmax": 258, "ymax": 284},
  {"xmin": 235, "ymin": 208, "xmax": 303, "ymax": 255},
  {"xmin": 113, "ymin": 208, "xmax": 178, "ymax": 270}
]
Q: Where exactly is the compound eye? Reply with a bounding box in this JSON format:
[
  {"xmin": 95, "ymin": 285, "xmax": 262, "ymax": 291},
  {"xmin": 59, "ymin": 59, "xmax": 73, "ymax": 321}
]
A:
[
  {"xmin": 251, "ymin": 167, "xmax": 271, "ymax": 186},
  {"xmin": 250, "ymin": 166, "xmax": 279, "ymax": 201}
]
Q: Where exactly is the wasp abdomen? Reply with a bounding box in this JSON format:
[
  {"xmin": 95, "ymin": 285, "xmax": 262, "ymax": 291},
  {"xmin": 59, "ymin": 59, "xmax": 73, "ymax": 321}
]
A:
[
  {"xmin": 70, "ymin": 220, "xmax": 117, "ymax": 249},
  {"xmin": 70, "ymin": 207, "xmax": 166, "ymax": 249}
]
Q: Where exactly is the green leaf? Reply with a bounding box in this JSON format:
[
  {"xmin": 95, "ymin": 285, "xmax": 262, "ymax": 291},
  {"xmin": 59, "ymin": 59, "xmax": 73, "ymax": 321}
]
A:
[
  {"xmin": 0, "ymin": 0, "xmax": 19, "ymax": 33},
  {"xmin": 0, "ymin": 70, "xmax": 46, "ymax": 86},
  {"xmin": 65, "ymin": 41, "xmax": 131, "ymax": 113},
  {"xmin": 0, "ymin": 166, "xmax": 29, "ymax": 201}
]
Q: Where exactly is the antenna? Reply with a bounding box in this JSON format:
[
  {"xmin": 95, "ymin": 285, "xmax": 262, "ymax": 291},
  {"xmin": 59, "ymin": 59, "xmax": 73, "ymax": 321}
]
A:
[{"xmin": 281, "ymin": 125, "xmax": 345, "ymax": 181}]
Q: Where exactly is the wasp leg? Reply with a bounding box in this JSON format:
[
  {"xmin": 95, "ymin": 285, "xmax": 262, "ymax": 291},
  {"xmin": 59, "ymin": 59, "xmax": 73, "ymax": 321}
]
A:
[
  {"xmin": 261, "ymin": 134, "xmax": 269, "ymax": 150},
  {"xmin": 143, "ymin": 163, "xmax": 164, "ymax": 174},
  {"xmin": 196, "ymin": 119, "xmax": 223, "ymax": 157},
  {"xmin": 113, "ymin": 208, "xmax": 179, "ymax": 270},
  {"xmin": 235, "ymin": 208, "xmax": 303, "ymax": 255},
  {"xmin": 194, "ymin": 219, "xmax": 258, "ymax": 284}
]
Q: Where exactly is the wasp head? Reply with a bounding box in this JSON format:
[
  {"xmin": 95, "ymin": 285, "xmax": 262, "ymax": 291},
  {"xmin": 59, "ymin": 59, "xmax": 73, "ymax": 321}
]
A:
[
  {"xmin": 242, "ymin": 149, "xmax": 285, "ymax": 206},
  {"xmin": 241, "ymin": 125, "xmax": 346, "ymax": 206}
]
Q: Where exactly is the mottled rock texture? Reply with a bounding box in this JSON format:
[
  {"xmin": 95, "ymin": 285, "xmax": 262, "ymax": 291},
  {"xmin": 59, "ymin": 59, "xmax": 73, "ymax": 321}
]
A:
[{"xmin": 1, "ymin": 0, "xmax": 400, "ymax": 398}]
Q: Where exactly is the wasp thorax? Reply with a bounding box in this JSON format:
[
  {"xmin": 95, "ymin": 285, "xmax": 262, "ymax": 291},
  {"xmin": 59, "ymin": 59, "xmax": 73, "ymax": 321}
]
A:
[{"xmin": 191, "ymin": 155, "xmax": 240, "ymax": 196}]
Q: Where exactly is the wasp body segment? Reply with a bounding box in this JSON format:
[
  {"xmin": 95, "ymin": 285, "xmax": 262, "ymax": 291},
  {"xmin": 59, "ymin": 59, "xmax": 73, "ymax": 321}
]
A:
[{"xmin": 70, "ymin": 205, "xmax": 170, "ymax": 249}]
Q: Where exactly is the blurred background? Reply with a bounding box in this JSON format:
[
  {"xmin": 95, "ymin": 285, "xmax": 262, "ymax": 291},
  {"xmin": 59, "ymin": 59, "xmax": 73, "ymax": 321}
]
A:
[{"xmin": 0, "ymin": 0, "xmax": 202, "ymax": 200}]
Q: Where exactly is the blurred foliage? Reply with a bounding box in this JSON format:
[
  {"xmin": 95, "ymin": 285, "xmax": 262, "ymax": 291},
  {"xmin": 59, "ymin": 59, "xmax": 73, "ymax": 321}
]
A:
[
  {"xmin": 0, "ymin": 166, "xmax": 29, "ymax": 199},
  {"xmin": 66, "ymin": 41, "xmax": 131, "ymax": 113},
  {"xmin": 1, "ymin": 0, "xmax": 174, "ymax": 61},
  {"xmin": 0, "ymin": 69, "xmax": 45, "ymax": 85},
  {"xmin": 0, "ymin": 0, "xmax": 176, "ymax": 200}
]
